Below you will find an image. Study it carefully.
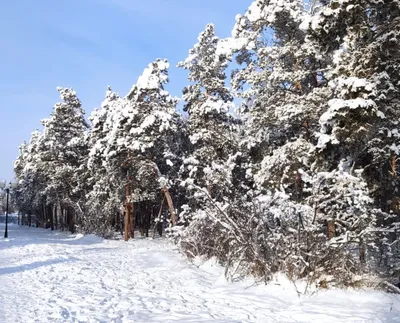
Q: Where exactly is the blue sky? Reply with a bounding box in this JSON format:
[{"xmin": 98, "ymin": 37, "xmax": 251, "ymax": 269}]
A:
[{"xmin": 0, "ymin": 0, "xmax": 249, "ymax": 181}]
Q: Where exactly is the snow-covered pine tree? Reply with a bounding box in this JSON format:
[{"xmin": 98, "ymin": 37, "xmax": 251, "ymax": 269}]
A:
[
  {"xmin": 14, "ymin": 130, "xmax": 47, "ymax": 227},
  {"xmin": 38, "ymin": 87, "xmax": 88, "ymax": 232},
  {"xmin": 97, "ymin": 59, "xmax": 179, "ymax": 240},
  {"xmin": 174, "ymin": 22, "xmax": 273, "ymax": 283},
  {"xmin": 305, "ymin": 0, "xmax": 400, "ymax": 282},
  {"xmin": 229, "ymin": 0, "xmax": 331, "ymax": 195},
  {"xmin": 174, "ymin": 0, "xmax": 388, "ymax": 285},
  {"xmin": 310, "ymin": 0, "xmax": 400, "ymax": 209},
  {"xmin": 174, "ymin": 24, "xmax": 253, "ymax": 262},
  {"xmin": 84, "ymin": 86, "xmax": 126, "ymax": 236},
  {"xmin": 177, "ymin": 23, "xmax": 238, "ymax": 215},
  {"xmin": 177, "ymin": 0, "xmax": 323, "ymax": 281}
]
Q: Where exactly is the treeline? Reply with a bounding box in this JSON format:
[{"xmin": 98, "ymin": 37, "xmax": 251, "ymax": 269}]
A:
[{"xmin": 14, "ymin": 0, "xmax": 400, "ymax": 289}]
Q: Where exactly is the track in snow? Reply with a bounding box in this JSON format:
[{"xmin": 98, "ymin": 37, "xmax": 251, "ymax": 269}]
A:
[{"xmin": 0, "ymin": 224, "xmax": 399, "ymax": 323}]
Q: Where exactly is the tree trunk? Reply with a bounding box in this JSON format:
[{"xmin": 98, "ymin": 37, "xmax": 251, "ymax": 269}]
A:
[
  {"xmin": 54, "ymin": 205, "xmax": 58, "ymax": 230},
  {"xmin": 162, "ymin": 188, "xmax": 176, "ymax": 225},
  {"xmin": 124, "ymin": 202, "xmax": 134, "ymax": 241},
  {"xmin": 153, "ymin": 196, "xmax": 165, "ymax": 239},
  {"xmin": 124, "ymin": 181, "xmax": 131, "ymax": 241},
  {"xmin": 43, "ymin": 201, "xmax": 47, "ymax": 229},
  {"xmin": 43, "ymin": 200, "xmax": 50, "ymax": 229},
  {"xmin": 124, "ymin": 204, "xmax": 130, "ymax": 241},
  {"xmin": 207, "ymin": 184, "xmax": 212, "ymax": 197},
  {"xmin": 359, "ymin": 238, "xmax": 366, "ymax": 265},
  {"xmin": 327, "ymin": 220, "xmax": 335, "ymax": 239},
  {"xmin": 60, "ymin": 206, "xmax": 64, "ymax": 231},
  {"xmin": 66, "ymin": 208, "xmax": 74, "ymax": 233},
  {"xmin": 124, "ymin": 176, "xmax": 133, "ymax": 241},
  {"xmin": 66, "ymin": 208, "xmax": 69, "ymax": 232},
  {"xmin": 119, "ymin": 205, "xmax": 124, "ymax": 236},
  {"xmin": 145, "ymin": 202, "xmax": 150, "ymax": 238},
  {"xmin": 48, "ymin": 204, "xmax": 54, "ymax": 231},
  {"xmin": 130, "ymin": 203, "xmax": 135, "ymax": 239}
]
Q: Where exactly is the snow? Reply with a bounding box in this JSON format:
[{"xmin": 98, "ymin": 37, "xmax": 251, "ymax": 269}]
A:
[
  {"xmin": 316, "ymin": 133, "xmax": 333, "ymax": 149},
  {"xmin": 141, "ymin": 114, "xmax": 156, "ymax": 129},
  {"xmin": 390, "ymin": 143, "xmax": 399, "ymax": 155},
  {"xmin": 215, "ymin": 37, "xmax": 249, "ymax": 58},
  {"xmin": 128, "ymin": 59, "xmax": 170, "ymax": 95},
  {"xmin": 1, "ymin": 224, "xmax": 400, "ymax": 323},
  {"xmin": 235, "ymin": 0, "xmax": 305, "ymax": 28},
  {"xmin": 136, "ymin": 66, "xmax": 160, "ymax": 90},
  {"xmin": 299, "ymin": 14, "xmax": 311, "ymax": 32}
]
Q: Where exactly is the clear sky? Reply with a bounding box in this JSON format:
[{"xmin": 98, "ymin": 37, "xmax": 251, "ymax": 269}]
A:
[{"xmin": 0, "ymin": 0, "xmax": 249, "ymax": 181}]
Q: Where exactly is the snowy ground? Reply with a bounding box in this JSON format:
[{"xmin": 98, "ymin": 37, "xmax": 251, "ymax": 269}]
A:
[{"xmin": 0, "ymin": 224, "xmax": 399, "ymax": 323}]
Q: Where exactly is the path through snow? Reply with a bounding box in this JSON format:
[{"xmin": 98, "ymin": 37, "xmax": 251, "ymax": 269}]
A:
[{"xmin": 0, "ymin": 224, "xmax": 399, "ymax": 322}]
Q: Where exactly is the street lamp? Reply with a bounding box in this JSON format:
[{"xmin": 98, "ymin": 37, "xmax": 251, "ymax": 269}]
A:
[{"xmin": 0, "ymin": 180, "xmax": 18, "ymax": 238}]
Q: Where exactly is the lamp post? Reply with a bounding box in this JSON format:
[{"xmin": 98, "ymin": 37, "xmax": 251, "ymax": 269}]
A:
[{"xmin": 0, "ymin": 180, "xmax": 18, "ymax": 238}]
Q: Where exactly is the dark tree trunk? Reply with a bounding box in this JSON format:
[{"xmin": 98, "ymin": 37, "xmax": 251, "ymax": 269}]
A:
[
  {"xmin": 43, "ymin": 201, "xmax": 47, "ymax": 229},
  {"xmin": 120, "ymin": 207, "xmax": 124, "ymax": 236},
  {"xmin": 54, "ymin": 205, "xmax": 58, "ymax": 230},
  {"xmin": 144, "ymin": 202, "xmax": 150, "ymax": 238},
  {"xmin": 327, "ymin": 220, "xmax": 335, "ymax": 239},
  {"xmin": 130, "ymin": 203, "xmax": 135, "ymax": 239},
  {"xmin": 67, "ymin": 208, "xmax": 75, "ymax": 233},
  {"xmin": 359, "ymin": 239, "xmax": 366, "ymax": 265},
  {"xmin": 124, "ymin": 175, "xmax": 134, "ymax": 241},
  {"xmin": 60, "ymin": 207, "xmax": 65, "ymax": 231},
  {"xmin": 48, "ymin": 204, "xmax": 54, "ymax": 231}
]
